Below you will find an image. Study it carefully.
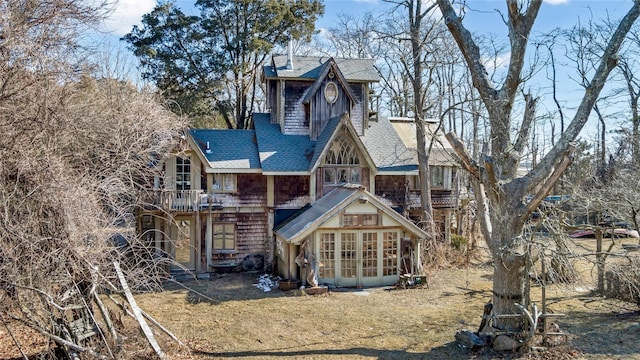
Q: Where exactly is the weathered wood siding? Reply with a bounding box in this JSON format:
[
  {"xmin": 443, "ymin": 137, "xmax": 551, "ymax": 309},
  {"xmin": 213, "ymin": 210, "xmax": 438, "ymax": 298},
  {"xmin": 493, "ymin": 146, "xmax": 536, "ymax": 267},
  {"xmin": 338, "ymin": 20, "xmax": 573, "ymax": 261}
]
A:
[
  {"xmin": 374, "ymin": 175, "xmax": 407, "ymax": 208},
  {"xmin": 205, "ymin": 212, "xmax": 268, "ymax": 266},
  {"xmin": 274, "ymin": 175, "xmax": 311, "ymax": 208},
  {"xmin": 208, "ymin": 173, "xmax": 267, "ymax": 208},
  {"xmin": 349, "ymin": 83, "xmax": 365, "ymax": 135},
  {"xmin": 310, "ymin": 78, "xmax": 352, "ymax": 140},
  {"xmin": 283, "ymin": 81, "xmax": 311, "ymax": 135}
]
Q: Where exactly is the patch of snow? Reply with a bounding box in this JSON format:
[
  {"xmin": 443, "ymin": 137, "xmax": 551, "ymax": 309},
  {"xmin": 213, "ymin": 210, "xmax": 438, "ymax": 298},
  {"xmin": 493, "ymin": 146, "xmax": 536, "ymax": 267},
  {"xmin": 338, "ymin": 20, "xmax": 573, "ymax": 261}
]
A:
[
  {"xmin": 254, "ymin": 274, "xmax": 280, "ymax": 292},
  {"xmin": 574, "ymin": 286, "xmax": 593, "ymax": 292},
  {"xmin": 353, "ymin": 291, "xmax": 370, "ymax": 296}
]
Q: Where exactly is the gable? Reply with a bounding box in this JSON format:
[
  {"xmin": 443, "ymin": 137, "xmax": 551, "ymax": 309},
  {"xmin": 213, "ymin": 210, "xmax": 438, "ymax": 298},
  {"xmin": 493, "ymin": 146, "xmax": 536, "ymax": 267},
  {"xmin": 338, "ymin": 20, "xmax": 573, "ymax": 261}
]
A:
[
  {"xmin": 275, "ymin": 185, "xmax": 428, "ymax": 244},
  {"xmin": 302, "ymin": 60, "xmax": 357, "ymax": 105},
  {"xmin": 309, "ymin": 114, "xmax": 376, "ymax": 175}
]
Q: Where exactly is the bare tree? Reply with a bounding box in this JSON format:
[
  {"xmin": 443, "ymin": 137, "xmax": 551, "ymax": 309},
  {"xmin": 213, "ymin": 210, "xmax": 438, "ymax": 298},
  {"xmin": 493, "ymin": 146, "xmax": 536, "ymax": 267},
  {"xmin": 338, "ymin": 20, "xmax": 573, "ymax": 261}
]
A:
[
  {"xmin": 436, "ymin": 0, "xmax": 640, "ymax": 338},
  {"xmin": 0, "ymin": 0, "xmax": 186, "ymax": 357}
]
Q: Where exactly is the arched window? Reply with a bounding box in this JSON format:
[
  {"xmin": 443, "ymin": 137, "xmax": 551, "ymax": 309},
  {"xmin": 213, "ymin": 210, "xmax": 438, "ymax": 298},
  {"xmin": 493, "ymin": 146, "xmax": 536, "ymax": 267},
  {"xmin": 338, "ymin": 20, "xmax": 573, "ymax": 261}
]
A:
[
  {"xmin": 323, "ymin": 135, "xmax": 361, "ymax": 185},
  {"xmin": 325, "ymin": 136, "xmax": 360, "ymax": 165}
]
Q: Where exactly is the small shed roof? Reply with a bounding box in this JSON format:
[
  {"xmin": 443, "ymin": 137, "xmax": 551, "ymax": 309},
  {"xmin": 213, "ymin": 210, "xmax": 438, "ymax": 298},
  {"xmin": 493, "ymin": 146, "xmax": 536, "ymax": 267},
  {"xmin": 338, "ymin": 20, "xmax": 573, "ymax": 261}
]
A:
[
  {"xmin": 388, "ymin": 117, "xmax": 459, "ymax": 167},
  {"xmin": 360, "ymin": 117, "xmax": 417, "ymax": 173},
  {"xmin": 275, "ymin": 184, "xmax": 429, "ymax": 244}
]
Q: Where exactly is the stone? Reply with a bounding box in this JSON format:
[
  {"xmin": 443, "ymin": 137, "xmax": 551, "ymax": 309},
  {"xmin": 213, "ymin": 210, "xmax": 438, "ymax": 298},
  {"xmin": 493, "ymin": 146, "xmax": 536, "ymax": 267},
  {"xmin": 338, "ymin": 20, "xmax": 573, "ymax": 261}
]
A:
[{"xmin": 492, "ymin": 335, "xmax": 521, "ymax": 352}]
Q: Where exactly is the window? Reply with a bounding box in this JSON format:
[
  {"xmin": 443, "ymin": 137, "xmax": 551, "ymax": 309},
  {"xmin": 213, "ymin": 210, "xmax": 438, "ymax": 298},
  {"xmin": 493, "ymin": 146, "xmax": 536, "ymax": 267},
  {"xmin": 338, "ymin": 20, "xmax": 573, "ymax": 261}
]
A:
[
  {"xmin": 431, "ymin": 166, "xmax": 444, "ymax": 188},
  {"xmin": 382, "ymin": 232, "xmax": 398, "ymax": 276},
  {"xmin": 176, "ymin": 156, "xmax": 191, "ymax": 190},
  {"xmin": 341, "ymin": 233, "xmax": 357, "ymax": 278},
  {"xmin": 212, "ymin": 174, "xmax": 236, "ymax": 192},
  {"xmin": 362, "ymin": 232, "xmax": 378, "ymax": 277},
  {"xmin": 342, "ymin": 214, "xmax": 359, "ymax": 226},
  {"xmin": 408, "ymin": 175, "xmax": 420, "ymax": 190},
  {"xmin": 324, "ymin": 81, "xmax": 338, "ymax": 104},
  {"xmin": 213, "ymin": 223, "xmax": 235, "ymax": 252},
  {"xmin": 323, "ymin": 167, "xmax": 361, "ymax": 185},
  {"xmin": 319, "ymin": 233, "xmax": 335, "ymax": 278},
  {"xmin": 322, "ymin": 135, "xmax": 362, "ymax": 186},
  {"xmin": 341, "ymin": 214, "xmax": 379, "ymax": 227}
]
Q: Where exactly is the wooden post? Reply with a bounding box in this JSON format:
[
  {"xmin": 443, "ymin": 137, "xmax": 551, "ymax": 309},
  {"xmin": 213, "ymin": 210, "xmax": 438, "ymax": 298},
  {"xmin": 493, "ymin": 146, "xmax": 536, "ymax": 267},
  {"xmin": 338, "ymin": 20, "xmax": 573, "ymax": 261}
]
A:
[
  {"xmin": 114, "ymin": 262, "xmax": 167, "ymax": 360},
  {"xmin": 596, "ymin": 228, "xmax": 604, "ymax": 293}
]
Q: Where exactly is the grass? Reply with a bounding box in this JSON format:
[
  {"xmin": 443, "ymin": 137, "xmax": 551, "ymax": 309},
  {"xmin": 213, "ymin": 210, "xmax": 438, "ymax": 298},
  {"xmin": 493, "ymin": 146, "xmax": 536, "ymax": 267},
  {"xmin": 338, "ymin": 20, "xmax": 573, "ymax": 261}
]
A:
[
  {"xmin": 129, "ymin": 239, "xmax": 639, "ymax": 360},
  {"xmin": 1, "ymin": 238, "xmax": 638, "ymax": 359}
]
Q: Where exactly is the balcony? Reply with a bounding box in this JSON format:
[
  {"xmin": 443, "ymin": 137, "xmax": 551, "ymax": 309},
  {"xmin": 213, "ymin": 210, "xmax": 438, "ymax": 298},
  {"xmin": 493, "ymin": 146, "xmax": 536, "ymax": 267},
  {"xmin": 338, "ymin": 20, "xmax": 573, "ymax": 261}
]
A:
[{"xmin": 153, "ymin": 190, "xmax": 205, "ymax": 212}]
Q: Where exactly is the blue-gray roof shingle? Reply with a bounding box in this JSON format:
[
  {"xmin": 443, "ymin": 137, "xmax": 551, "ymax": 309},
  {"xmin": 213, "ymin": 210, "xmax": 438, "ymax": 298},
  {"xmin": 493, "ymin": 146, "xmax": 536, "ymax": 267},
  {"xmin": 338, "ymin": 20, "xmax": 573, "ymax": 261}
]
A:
[{"xmin": 190, "ymin": 129, "xmax": 261, "ymax": 170}]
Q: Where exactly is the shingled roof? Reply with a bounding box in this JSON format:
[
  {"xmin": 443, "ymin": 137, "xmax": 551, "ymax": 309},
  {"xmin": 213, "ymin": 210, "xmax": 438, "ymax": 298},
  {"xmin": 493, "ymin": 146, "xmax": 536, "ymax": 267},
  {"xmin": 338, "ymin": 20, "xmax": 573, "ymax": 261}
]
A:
[
  {"xmin": 264, "ymin": 55, "xmax": 380, "ymax": 82},
  {"xmin": 253, "ymin": 113, "xmax": 315, "ymax": 174},
  {"xmin": 275, "ymin": 184, "xmax": 428, "ymax": 244},
  {"xmin": 360, "ymin": 117, "xmax": 417, "ymax": 173},
  {"xmin": 189, "ymin": 129, "xmax": 261, "ymax": 171}
]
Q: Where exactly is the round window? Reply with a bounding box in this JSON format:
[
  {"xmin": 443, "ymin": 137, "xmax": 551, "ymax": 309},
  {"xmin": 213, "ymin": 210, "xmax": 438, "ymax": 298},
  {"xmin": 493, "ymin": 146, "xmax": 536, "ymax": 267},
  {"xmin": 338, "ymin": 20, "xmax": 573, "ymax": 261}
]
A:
[{"xmin": 324, "ymin": 82, "xmax": 338, "ymax": 104}]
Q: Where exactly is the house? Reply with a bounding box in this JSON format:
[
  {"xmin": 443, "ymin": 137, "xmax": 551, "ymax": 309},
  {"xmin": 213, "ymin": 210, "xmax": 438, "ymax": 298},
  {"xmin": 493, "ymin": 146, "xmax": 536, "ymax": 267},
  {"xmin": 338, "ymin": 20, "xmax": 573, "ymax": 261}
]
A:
[{"xmin": 139, "ymin": 53, "xmax": 459, "ymax": 287}]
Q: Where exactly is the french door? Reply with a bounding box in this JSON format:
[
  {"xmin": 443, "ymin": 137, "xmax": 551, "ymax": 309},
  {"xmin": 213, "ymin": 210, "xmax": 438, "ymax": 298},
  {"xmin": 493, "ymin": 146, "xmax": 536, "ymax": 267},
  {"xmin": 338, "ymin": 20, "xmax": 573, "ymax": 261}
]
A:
[{"xmin": 317, "ymin": 230, "xmax": 399, "ymax": 287}]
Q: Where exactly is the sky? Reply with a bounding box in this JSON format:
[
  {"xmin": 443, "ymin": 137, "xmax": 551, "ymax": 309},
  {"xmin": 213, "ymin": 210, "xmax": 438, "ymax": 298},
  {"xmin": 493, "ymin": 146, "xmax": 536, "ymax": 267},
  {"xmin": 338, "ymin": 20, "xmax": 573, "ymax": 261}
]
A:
[
  {"xmin": 102, "ymin": 0, "xmax": 634, "ymax": 37},
  {"xmin": 100, "ymin": 0, "xmax": 637, "ymax": 148}
]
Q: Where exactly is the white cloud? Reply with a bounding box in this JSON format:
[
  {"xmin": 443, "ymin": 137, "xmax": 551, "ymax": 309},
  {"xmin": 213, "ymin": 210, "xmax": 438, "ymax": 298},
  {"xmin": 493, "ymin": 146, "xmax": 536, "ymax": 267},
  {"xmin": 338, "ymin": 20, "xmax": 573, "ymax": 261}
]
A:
[
  {"xmin": 102, "ymin": 0, "xmax": 157, "ymax": 36},
  {"xmin": 543, "ymin": 0, "xmax": 569, "ymax": 5}
]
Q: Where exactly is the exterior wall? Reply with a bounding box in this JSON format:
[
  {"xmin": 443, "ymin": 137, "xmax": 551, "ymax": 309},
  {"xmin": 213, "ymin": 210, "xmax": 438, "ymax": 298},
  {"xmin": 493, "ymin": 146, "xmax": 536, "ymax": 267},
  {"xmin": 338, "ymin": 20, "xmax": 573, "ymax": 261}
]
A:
[
  {"xmin": 202, "ymin": 211, "xmax": 268, "ymax": 270},
  {"xmin": 310, "ymin": 78, "xmax": 352, "ymax": 140},
  {"xmin": 274, "ymin": 175, "xmax": 311, "ymax": 209},
  {"xmin": 208, "ymin": 173, "xmax": 267, "ymax": 208},
  {"xmin": 283, "ymin": 81, "xmax": 311, "ymax": 135},
  {"xmin": 374, "ymin": 175, "xmax": 408, "ymax": 209},
  {"xmin": 349, "ymin": 83, "xmax": 365, "ymax": 136}
]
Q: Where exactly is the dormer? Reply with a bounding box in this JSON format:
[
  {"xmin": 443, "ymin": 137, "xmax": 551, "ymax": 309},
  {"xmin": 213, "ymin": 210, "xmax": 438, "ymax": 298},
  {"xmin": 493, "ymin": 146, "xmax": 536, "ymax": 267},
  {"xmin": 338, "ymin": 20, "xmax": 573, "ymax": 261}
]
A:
[{"xmin": 263, "ymin": 55, "xmax": 379, "ymax": 139}]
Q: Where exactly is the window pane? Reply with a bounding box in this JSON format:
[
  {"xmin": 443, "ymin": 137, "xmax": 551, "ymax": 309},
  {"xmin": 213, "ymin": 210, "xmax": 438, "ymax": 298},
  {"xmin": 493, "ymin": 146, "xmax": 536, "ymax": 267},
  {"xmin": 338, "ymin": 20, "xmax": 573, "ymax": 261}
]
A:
[
  {"xmin": 324, "ymin": 168, "xmax": 335, "ymax": 184},
  {"xmin": 342, "ymin": 214, "xmax": 359, "ymax": 226},
  {"xmin": 431, "ymin": 167, "xmax": 444, "ymax": 187},
  {"xmin": 223, "ymin": 174, "xmax": 235, "ymax": 191},
  {"xmin": 362, "ymin": 214, "xmax": 377, "ymax": 226},
  {"xmin": 337, "ymin": 169, "xmax": 348, "ymax": 183},
  {"xmin": 350, "ymin": 168, "xmax": 360, "ymax": 184},
  {"xmin": 213, "ymin": 175, "xmax": 221, "ymax": 190}
]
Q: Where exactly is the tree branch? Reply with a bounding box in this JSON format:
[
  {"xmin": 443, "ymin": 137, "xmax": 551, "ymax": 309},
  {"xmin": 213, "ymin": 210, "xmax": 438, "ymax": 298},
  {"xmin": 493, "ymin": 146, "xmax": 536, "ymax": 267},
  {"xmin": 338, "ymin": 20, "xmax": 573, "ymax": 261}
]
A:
[
  {"xmin": 530, "ymin": 0, "xmax": 640, "ymax": 186},
  {"xmin": 445, "ymin": 132, "xmax": 481, "ymax": 180},
  {"xmin": 525, "ymin": 145, "xmax": 575, "ymax": 215},
  {"xmin": 436, "ymin": 0, "xmax": 497, "ymax": 103}
]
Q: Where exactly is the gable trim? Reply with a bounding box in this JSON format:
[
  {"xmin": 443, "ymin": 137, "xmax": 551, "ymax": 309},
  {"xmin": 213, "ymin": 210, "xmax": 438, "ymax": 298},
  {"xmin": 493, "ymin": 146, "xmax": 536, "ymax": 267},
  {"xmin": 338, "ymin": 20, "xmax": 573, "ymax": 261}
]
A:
[
  {"xmin": 301, "ymin": 58, "xmax": 358, "ymax": 105},
  {"xmin": 275, "ymin": 186, "xmax": 428, "ymax": 245},
  {"xmin": 309, "ymin": 114, "xmax": 377, "ymax": 175}
]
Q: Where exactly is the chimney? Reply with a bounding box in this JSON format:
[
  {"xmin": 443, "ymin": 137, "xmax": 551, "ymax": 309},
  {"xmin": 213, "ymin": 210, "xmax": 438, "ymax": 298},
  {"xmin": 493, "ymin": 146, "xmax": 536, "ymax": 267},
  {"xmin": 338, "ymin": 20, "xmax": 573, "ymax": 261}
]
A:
[{"xmin": 285, "ymin": 37, "xmax": 294, "ymax": 70}]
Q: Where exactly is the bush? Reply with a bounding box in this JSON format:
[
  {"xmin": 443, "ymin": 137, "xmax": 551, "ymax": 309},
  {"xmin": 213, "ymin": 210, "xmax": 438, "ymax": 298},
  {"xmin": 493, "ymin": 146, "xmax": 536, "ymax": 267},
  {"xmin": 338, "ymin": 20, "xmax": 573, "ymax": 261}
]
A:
[{"xmin": 451, "ymin": 234, "xmax": 468, "ymax": 251}]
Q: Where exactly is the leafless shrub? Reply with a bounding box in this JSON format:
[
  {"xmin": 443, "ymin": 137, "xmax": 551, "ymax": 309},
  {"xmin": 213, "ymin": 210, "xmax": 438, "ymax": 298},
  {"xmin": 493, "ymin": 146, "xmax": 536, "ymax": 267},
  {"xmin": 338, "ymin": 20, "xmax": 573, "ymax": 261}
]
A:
[{"xmin": 0, "ymin": 0, "xmax": 187, "ymax": 357}]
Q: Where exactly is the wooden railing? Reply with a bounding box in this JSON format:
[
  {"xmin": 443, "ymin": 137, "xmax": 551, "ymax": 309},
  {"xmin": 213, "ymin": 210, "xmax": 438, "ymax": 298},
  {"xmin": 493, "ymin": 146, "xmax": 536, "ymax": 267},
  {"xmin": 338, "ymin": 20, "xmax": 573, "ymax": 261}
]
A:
[{"xmin": 155, "ymin": 190, "xmax": 205, "ymax": 212}]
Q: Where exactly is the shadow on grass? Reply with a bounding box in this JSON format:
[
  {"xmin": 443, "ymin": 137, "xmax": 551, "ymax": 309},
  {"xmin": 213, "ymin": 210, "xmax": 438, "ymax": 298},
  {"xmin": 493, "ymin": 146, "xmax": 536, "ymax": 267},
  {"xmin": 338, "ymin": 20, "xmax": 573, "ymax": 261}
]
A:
[
  {"xmin": 192, "ymin": 343, "xmax": 472, "ymax": 359},
  {"xmin": 162, "ymin": 272, "xmax": 290, "ymax": 305}
]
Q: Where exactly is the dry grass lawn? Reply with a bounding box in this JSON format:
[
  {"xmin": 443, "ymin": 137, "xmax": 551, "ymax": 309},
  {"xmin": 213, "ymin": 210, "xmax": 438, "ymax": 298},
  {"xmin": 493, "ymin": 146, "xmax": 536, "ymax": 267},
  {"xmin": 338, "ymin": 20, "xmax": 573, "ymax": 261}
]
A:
[
  {"xmin": 129, "ymin": 239, "xmax": 640, "ymax": 360},
  {"xmin": 1, "ymin": 238, "xmax": 639, "ymax": 359}
]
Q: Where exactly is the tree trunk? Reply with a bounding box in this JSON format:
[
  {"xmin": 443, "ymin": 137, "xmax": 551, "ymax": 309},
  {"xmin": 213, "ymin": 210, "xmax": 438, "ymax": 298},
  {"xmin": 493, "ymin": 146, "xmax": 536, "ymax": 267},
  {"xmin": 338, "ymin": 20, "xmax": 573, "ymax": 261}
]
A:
[{"xmin": 491, "ymin": 253, "xmax": 527, "ymax": 331}]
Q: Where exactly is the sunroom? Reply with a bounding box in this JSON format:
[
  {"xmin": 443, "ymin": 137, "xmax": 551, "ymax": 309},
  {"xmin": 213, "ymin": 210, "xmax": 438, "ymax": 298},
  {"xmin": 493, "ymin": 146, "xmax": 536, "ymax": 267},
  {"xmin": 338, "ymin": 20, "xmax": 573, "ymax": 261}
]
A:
[{"xmin": 274, "ymin": 185, "xmax": 428, "ymax": 287}]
